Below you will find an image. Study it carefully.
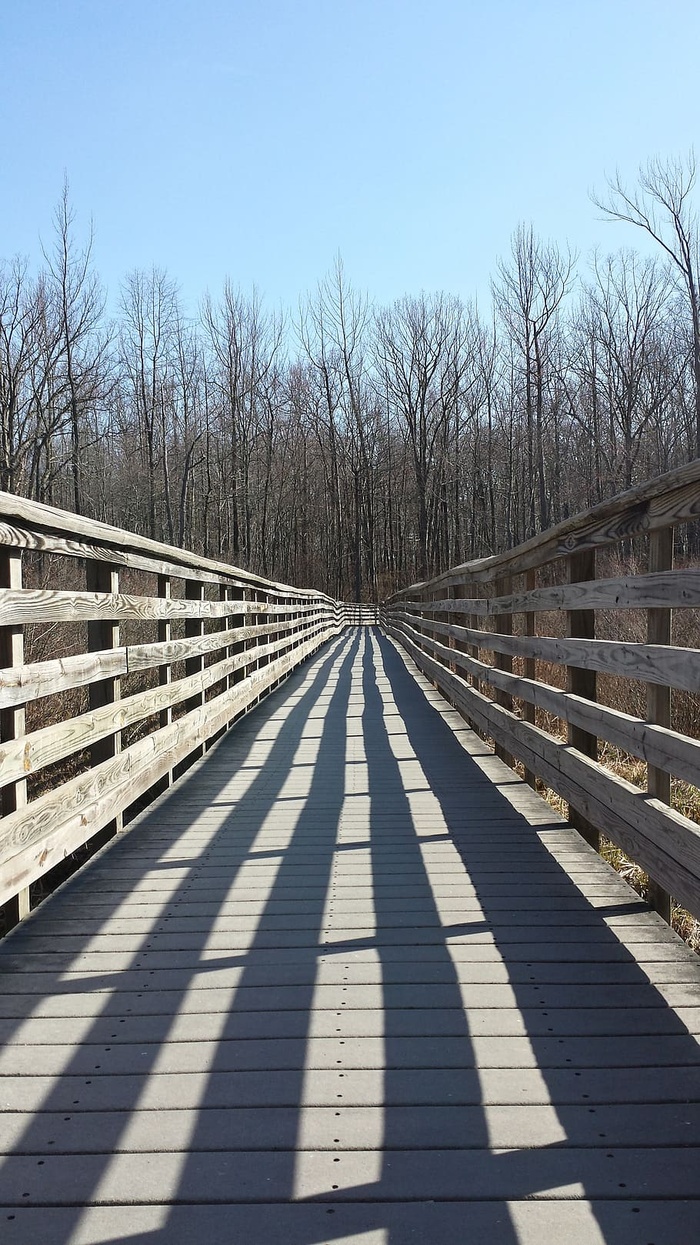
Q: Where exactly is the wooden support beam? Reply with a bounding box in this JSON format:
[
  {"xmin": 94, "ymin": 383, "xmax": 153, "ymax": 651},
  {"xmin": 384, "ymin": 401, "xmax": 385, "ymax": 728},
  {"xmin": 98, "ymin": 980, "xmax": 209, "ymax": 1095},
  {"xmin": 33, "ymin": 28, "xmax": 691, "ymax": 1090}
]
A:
[
  {"xmin": 494, "ymin": 575, "xmax": 513, "ymax": 766},
  {"xmin": 647, "ymin": 528, "xmax": 673, "ymax": 923},
  {"xmin": 87, "ymin": 560, "xmax": 122, "ymax": 836},
  {"xmin": 157, "ymin": 574, "xmax": 173, "ymax": 789},
  {"xmin": 184, "ymin": 580, "xmax": 206, "ymax": 708},
  {"xmin": 0, "ymin": 549, "xmax": 28, "ymax": 929},
  {"xmin": 523, "ymin": 568, "xmax": 537, "ymax": 788},
  {"xmin": 180, "ymin": 578, "xmax": 206, "ymax": 770},
  {"xmin": 230, "ymin": 586, "xmax": 247, "ymax": 696},
  {"xmin": 567, "ymin": 549, "xmax": 599, "ymax": 849}
]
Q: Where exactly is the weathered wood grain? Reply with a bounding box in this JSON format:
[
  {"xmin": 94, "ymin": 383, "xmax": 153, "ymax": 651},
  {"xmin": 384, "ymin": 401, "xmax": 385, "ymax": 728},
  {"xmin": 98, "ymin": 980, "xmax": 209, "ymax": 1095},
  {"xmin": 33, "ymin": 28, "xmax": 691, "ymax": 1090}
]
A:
[
  {"xmin": 0, "ymin": 588, "xmax": 327, "ymax": 626},
  {"xmin": 86, "ymin": 562, "xmax": 121, "ymax": 787},
  {"xmin": 0, "ymin": 519, "xmax": 330, "ymax": 600},
  {"xmin": 184, "ymin": 579, "xmax": 206, "ymax": 723},
  {"xmin": 400, "ymin": 568, "xmax": 700, "ymax": 617},
  {"xmin": 386, "ymin": 607, "xmax": 700, "ymax": 693},
  {"xmin": 126, "ymin": 613, "xmax": 328, "ymax": 673},
  {"xmin": 0, "ymin": 521, "xmax": 243, "ymax": 587},
  {"xmin": 0, "ymin": 612, "xmax": 333, "ymax": 711},
  {"xmin": 388, "ymin": 615, "xmax": 700, "ymax": 789},
  {"xmin": 0, "ymin": 489, "xmax": 335, "ymax": 600},
  {"xmin": 0, "ymin": 649, "xmax": 128, "ymax": 711},
  {"xmin": 523, "ymin": 567, "xmax": 537, "ymax": 788},
  {"xmin": 0, "ymin": 623, "xmax": 339, "ymax": 907},
  {"xmin": 566, "ymin": 550, "xmax": 598, "ymax": 849},
  {"xmin": 0, "ymin": 490, "xmax": 348, "ymax": 918},
  {"xmin": 0, "ymin": 549, "xmax": 28, "ymax": 928},
  {"xmin": 382, "ymin": 460, "xmax": 700, "ymax": 923},
  {"xmin": 158, "ymin": 574, "xmax": 173, "ymax": 740},
  {"xmin": 0, "ymin": 622, "xmax": 331, "ymax": 787},
  {"xmin": 0, "ymin": 551, "xmax": 26, "ymax": 808},
  {"xmin": 385, "ymin": 621, "xmax": 700, "ymax": 917},
  {"xmin": 647, "ymin": 529, "xmax": 674, "ymax": 920},
  {"xmin": 493, "ymin": 575, "xmax": 513, "ymax": 766}
]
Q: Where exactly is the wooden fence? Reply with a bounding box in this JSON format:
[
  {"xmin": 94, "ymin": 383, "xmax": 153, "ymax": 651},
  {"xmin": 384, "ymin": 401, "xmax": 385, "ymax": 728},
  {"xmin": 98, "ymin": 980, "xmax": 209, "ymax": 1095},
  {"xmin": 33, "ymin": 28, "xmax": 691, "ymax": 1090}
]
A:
[
  {"xmin": 345, "ymin": 603, "xmax": 379, "ymax": 626},
  {"xmin": 381, "ymin": 459, "xmax": 700, "ymax": 925},
  {"xmin": 0, "ymin": 492, "xmax": 350, "ymax": 929}
]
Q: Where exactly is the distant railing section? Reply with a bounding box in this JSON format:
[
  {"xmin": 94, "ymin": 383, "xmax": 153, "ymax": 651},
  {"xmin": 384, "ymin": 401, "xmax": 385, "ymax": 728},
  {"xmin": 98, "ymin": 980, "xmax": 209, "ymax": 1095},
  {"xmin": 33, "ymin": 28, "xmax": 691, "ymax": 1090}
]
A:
[
  {"xmin": 381, "ymin": 460, "xmax": 700, "ymax": 924},
  {"xmin": 0, "ymin": 492, "xmax": 350, "ymax": 929},
  {"xmin": 344, "ymin": 603, "xmax": 378, "ymax": 626}
]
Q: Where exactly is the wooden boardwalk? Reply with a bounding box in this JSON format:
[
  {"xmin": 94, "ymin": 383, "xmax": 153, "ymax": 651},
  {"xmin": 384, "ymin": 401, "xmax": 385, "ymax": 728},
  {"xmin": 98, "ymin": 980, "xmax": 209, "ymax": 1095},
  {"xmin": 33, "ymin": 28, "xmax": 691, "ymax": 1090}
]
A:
[{"xmin": 1, "ymin": 627, "xmax": 700, "ymax": 1244}]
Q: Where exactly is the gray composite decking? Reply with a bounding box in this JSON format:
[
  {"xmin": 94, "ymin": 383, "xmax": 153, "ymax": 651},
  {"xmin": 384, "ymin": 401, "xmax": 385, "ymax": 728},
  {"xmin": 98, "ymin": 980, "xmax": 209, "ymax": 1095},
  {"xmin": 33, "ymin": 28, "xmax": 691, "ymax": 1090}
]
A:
[{"xmin": 1, "ymin": 626, "xmax": 700, "ymax": 1244}]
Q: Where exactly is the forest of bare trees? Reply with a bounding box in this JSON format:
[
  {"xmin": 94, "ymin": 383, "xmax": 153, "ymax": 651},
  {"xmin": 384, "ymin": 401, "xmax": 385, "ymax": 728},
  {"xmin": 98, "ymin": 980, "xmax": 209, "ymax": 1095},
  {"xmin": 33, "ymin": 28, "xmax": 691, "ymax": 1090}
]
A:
[{"xmin": 2, "ymin": 155, "xmax": 699, "ymax": 599}]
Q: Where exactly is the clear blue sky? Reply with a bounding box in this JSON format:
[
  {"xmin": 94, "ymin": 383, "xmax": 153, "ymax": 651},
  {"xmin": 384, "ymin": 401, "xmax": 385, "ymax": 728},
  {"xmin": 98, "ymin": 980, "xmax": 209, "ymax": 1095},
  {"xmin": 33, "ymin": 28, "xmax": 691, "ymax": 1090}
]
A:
[{"xmin": 2, "ymin": 0, "xmax": 699, "ymax": 317}]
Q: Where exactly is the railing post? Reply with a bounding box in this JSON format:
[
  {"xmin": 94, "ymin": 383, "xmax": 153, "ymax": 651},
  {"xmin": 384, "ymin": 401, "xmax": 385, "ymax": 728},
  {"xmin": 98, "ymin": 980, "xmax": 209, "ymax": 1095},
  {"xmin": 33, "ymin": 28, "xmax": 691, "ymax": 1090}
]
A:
[
  {"xmin": 291, "ymin": 594, "xmax": 300, "ymax": 651},
  {"xmin": 523, "ymin": 567, "xmax": 537, "ymax": 788},
  {"xmin": 417, "ymin": 587, "xmax": 429, "ymax": 678},
  {"xmin": 207, "ymin": 580, "xmax": 232, "ymax": 748},
  {"xmin": 566, "ymin": 550, "xmax": 599, "ymax": 849},
  {"xmin": 258, "ymin": 589, "xmax": 269, "ymax": 671},
  {"xmin": 157, "ymin": 574, "xmax": 173, "ymax": 790},
  {"xmin": 246, "ymin": 587, "xmax": 263, "ymax": 705},
  {"xmin": 87, "ymin": 560, "xmax": 122, "ymax": 835},
  {"xmin": 451, "ymin": 577, "xmax": 476, "ymax": 726},
  {"xmin": 222, "ymin": 584, "xmax": 236, "ymax": 694},
  {"xmin": 647, "ymin": 528, "xmax": 673, "ymax": 922},
  {"xmin": 274, "ymin": 592, "xmax": 284, "ymax": 672},
  {"xmin": 184, "ymin": 578, "xmax": 205, "ymax": 697},
  {"xmin": 466, "ymin": 580, "xmax": 480, "ymax": 694},
  {"xmin": 0, "ymin": 549, "xmax": 29, "ymax": 928},
  {"xmin": 243, "ymin": 587, "xmax": 254, "ymax": 682},
  {"xmin": 494, "ymin": 574, "xmax": 513, "ymax": 766},
  {"xmin": 426, "ymin": 584, "xmax": 439, "ymax": 684},
  {"xmin": 230, "ymin": 585, "xmax": 246, "ymax": 695},
  {"xmin": 448, "ymin": 584, "xmax": 458, "ymax": 674},
  {"xmin": 182, "ymin": 577, "xmax": 205, "ymax": 768}
]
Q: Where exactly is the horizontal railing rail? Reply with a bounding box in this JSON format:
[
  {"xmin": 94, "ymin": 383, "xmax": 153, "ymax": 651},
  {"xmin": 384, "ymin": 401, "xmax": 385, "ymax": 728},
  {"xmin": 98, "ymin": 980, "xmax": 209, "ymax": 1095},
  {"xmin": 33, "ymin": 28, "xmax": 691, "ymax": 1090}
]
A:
[
  {"xmin": 0, "ymin": 491, "xmax": 352, "ymax": 930},
  {"xmin": 381, "ymin": 460, "xmax": 700, "ymax": 925},
  {"xmin": 343, "ymin": 603, "xmax": 379, "ymax": 626}
]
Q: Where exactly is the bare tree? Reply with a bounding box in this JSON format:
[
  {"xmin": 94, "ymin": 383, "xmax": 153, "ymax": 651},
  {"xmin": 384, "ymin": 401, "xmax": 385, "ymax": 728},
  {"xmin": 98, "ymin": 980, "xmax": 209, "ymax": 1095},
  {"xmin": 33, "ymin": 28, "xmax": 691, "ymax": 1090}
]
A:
[
  {"xmin": 297, "ymin": 277, "xmax": 347, "ymax": 596},
  {"xmin": 374, "ymin": 293, "xmax": 470, "ymax": 579},
  {"xmin": 44, "ymin": 179, "xmax": 110, "ymax": 515},
  {"xmin": 300, "ymin": 260, "xmax": 378, "ymax": 599},
  {"xmin": 593, "ymin": 151, "xmax": 700, "ymax": 455},
  {"xmin": 493, "ymin": 225, "xmax": 576, "ymax": 535},
  {"xmin": 6, "ymin": 170, "xmax": 700, "ymax": 597},
  {"xmin": 119, "ymin": 268, "xmax": 179, "ymax": 539},
  {"xmin": 0, "ymin": 260, "xmax": 41, "ymax": 495},
  {"xmin": 201, "ymin": 284, "xmax": 284, "ymax": 565}
]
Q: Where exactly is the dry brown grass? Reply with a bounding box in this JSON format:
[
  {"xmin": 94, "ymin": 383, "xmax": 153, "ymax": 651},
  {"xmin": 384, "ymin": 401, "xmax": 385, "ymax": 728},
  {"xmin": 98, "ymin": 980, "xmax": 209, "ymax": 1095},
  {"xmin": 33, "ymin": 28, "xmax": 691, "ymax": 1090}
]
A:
[{"xmin": 534, "ymin": 747, "xmax": 700, "ymax": 955}]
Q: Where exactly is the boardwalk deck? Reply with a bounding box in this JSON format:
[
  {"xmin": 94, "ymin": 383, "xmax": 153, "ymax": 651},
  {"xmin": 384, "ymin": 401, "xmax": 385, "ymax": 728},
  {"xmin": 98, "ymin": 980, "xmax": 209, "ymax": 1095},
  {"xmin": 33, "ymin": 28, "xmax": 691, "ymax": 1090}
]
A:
[{"xmin": 1, "ymin": 627, "xmax": 700, "ymax": 1244}]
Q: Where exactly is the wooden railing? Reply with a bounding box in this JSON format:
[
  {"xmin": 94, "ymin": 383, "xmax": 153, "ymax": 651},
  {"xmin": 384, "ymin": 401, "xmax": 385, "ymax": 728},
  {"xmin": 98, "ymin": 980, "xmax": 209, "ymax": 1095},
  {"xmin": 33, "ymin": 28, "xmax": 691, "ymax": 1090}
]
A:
[
  {"xmin": 345, "ymin": 603, "xmax": 379, "ymax": 626},
  {"xmin": 381, "ymin": 460, "xmax": 700, "ymax": 924},
  {"xmin": 0, "ymin": 492, "xmax": 350, "ymax": 929}
]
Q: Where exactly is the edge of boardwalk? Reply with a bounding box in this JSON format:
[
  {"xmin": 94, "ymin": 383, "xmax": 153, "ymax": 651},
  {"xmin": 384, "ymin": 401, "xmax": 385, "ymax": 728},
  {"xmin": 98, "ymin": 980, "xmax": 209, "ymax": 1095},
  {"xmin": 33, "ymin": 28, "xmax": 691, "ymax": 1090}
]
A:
[{"xmin": 1, "ymin": 627, "xmax": 700, "ymax": 1245}]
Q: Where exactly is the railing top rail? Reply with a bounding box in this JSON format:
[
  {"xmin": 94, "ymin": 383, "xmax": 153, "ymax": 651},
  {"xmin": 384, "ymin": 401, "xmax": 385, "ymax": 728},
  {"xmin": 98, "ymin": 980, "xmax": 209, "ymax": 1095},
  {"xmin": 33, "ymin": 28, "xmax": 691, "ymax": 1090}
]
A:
[
  {"xmin": 388, "ymin": 458, "xmax": 700, "ymax": 599},
  {"xmin": 0, "ymin": 489, "xmax": 334, "ymax": 601}
]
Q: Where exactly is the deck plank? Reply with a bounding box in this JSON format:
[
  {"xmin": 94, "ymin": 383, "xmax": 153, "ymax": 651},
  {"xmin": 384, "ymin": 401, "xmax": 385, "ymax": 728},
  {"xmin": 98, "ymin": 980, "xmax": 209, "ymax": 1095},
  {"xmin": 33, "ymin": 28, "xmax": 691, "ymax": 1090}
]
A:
[{"xmin": 1, "ymin": 626, "xmax": 700, "ymax": 1244}]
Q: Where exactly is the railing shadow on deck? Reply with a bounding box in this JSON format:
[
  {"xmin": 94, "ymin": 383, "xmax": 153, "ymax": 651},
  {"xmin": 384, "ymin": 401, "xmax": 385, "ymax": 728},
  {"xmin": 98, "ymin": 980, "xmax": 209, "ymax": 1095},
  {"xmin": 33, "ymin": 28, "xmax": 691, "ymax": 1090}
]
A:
[
  {"xmin": 0, "ymin": 627, "xmax": 699, "ymax": 1242},
  {"xmin": 369, "ymin": 629, "xmax": 700, "ymax": 1244},
  {"xmin": 0, "ymin": 631, "xmax": 358, "ymax": 1242},
  {"xmin": 382, "ymin": 458, "xmax": 700, "ymax": 931}
]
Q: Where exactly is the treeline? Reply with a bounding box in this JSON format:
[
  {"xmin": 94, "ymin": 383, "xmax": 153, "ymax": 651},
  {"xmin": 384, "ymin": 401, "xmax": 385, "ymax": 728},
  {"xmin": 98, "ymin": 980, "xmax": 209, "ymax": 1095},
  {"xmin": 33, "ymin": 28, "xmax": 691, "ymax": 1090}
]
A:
[{"xmin": 2, "ymin": 156, "xmax": 700, "ymax": 599}]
